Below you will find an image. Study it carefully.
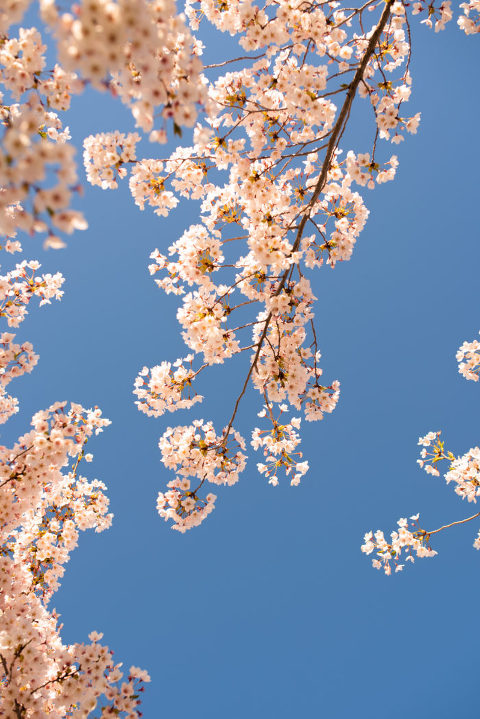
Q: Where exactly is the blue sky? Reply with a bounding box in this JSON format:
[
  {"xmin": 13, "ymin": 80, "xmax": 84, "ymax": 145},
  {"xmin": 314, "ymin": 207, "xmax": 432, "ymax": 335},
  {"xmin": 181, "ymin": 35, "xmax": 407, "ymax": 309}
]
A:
[{"xmin": 4, "ymin": 8, "xmax": 480, "ymax": 719}]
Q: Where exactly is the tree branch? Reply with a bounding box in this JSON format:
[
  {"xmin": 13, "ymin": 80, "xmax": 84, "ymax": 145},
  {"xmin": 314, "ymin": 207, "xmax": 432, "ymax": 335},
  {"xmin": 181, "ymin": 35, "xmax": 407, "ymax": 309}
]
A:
[{"xmin": 222, "ymin": 0, "xmax": 394, "ymax": 438}]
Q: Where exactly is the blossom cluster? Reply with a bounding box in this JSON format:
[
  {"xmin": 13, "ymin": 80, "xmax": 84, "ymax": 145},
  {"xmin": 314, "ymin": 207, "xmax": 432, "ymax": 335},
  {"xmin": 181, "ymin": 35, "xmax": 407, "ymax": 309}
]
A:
[
  {"xmin": 40, "ymin": 0, "xmax": 206, "ymax": 132},
  {"xmin": 253, "ymin": 404, "xmax": 308, "ymax": 487},
  {"xmin": 457, "ymin": 0, "xmax": 480, "ymax": 33},
  {"xmin": 456, "ymin": 334, "xmax": 480, "ymax": 381},
  {"xmin": 361, "ymin": 515, "xmax": 437, "ymax": 575},
  {"xmin": 157, "ymin": 477, "xmax": 217, "ymax": 533},
  {"xmin": 417, "ymin": 431, "xmax": 480, "ymax": 505},
  {"xmin": 0, "ymin": 0, "xmax": 214, "ymax": 248},
  {"xmin": 3, "ymin": 0, "xmax": 478, "ymax": 584},
  {"xmin": 0, "ymin": 260, "xmax": 64, "ymax": 327},
  {"xmin": 0, "ymin": 331, "xmax": 38, "ymax": 424},
  {"xmin": 134, "ymin": 355, "xmax": 204, "ymax": 417},
  {"xmin": 159, "ymin": 419, "xmax": 247, "ymax": 486},
  {"xmin": 0, "ymin": 25, "xmax": 87, "ymax": 247},
  {"xmin": 0, "ymin": 259, "xmax": 63, "ymax": 423},
  {"xmin": 83, "ymin": 131, "xmax": 140, "ymax": 189},
  {"xmin": 412, "ymin": 0, "xmax": 479, "ymax": 32},
  {"xmin": 157, "ymin": 419, "xmax": 247, "ymax": 530},
  {"xmin": 1, "ymin": 402, "xmax": 112, "ymax": 597}
]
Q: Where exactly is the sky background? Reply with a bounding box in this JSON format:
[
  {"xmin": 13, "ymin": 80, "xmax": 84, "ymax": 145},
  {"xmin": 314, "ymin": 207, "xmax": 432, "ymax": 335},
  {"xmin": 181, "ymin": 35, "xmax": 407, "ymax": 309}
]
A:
[{"xmin": 4, "ymin": 7, "xmax": 480, "ymax": 719}]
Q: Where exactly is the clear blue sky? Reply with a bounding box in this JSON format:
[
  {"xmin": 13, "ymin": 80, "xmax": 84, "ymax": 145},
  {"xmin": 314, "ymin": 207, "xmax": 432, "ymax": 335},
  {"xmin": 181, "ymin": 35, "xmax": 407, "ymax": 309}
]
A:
[{"xmin": 4, "ymin": 9, "xmax": 480, "ymax": 719}]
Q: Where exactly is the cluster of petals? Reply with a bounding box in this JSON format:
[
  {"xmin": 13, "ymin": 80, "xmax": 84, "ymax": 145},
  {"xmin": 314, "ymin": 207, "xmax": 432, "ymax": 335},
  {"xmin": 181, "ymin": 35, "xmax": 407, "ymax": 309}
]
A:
[
  {"xmin": 159, "ymin": 419, "xmax": 247, "ymax": 487},
  {"xmin": 1, "ymin": 402, "xmax": 112, "ymax": 597},
  {"xmin": 1, "ymin": 92, "xmax": 85, "ymax": 244},
  {"xmin": 303, "ymin": 379, "xmax": 341, "ymax": 421},
  {"xmin": 0, "ymin": 331, "xmax": 38, "ymax": 423},
  {"xmin": 415, "ymin": 431, "xmax": 480, "ymax": 504},
  {"xmin": 177, "ymin": 287, "xmax": 240, "ymax": 364},
  {"xmin": 370, "ymin": 435, "xmax": 480, "ymax": 574},
  {"xmin": 361, "ymin": 515, "xmax": 437, "ymax": 575},
  {"xmin": 366, "ymin": 414, "xmax": 480, "ymax": 576},
  {"xmin": 0, "ymin": 0, "xmax": 32, "ymax": 35},
  {"xmin": 83, "ymin": 131, "xmax": 140, "ymax": 189},
  {"xmin": 346, "ymin": 152, "xmax": 399, "ymax": 189},
  {"xmin": 149, "ymin": 225, "xmax": 224, "ymax": 293},
  {"xmin": 0, "ymin": 278, "xmax": 149, "ymax": 716},
  {"xmin": 0, "ymin": 257, "xmax": 63, "ymax": 426},
  {"xmin": 444, "ymin": 447, "xmax": 480, "ymax": 504},
  {"xmin": 0, "ymin": 24, "xmax": 88, "ymax": 246},
  {"xmin": 253, "ymin": 405, "xmax": 307, "ymax": 486},
  {"xmin": 0, "ymin": 27, "xmax": 151, "ymax": 695},
  {"xmin": 157, "ymin": 477, "xmax": 217, "ymax": 533},
  {"xmin": 474, "ymin": 529, "xmax": 480, "ymax": 550},
  {"xmin": 0, "ymin": 260, "xmax": 64, "ymax": 327},
  {"xmin": 0, "ymin": 580, "xmax": 150, "ymax": 718},
  {"xmin": 456, "ymin": 334, "xmax": 480, "ymax": 381},
  {"xmin": 412, "ymin": 0, "xmax": 477, "ymax": 32},
  {"xmin": 41, "ymin": 0, "xmax": 206, "ymax": 131},
  {"xmin": 134, "ymin": 355, "xmax": 203, "ymax": 417},
  {"xmin": 157, "ymin": 419, "xmax": 247, "ymax": 527},
  {"xmin": 129, "ymin": 158, "xmax": 179, "ymax": 216},
  {"xmin": 415, "ymin": 0, "xmax": 453, "ymax": 31},
  {"xmin": 416, "ymin": 430, "xmax": 444, "ymax": 476},
  {"xmin": 458, "ymin": 0, "xmax": 480, "ymax": 33}
]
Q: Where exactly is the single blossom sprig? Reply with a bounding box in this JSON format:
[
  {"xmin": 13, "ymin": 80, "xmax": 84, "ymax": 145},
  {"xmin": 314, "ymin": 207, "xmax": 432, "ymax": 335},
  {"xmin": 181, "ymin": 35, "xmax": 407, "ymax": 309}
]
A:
[
  {"xmin": 416, "ymin": 430, "xmax": 454, "ymax": 476},
  {"xmin": 361, "ymin": 514, "xmax": 438, "ymax": 575},
  {"xmin": 253, "ymin": 399, "xmax": 308, "ymax": 486},
  {"xmin": 0, "ymin": 260, "xmax": 64, "ymax": 327},
  {"xmin": 362, "ymin": 510, "xmax": 480, "ymax": 575}
]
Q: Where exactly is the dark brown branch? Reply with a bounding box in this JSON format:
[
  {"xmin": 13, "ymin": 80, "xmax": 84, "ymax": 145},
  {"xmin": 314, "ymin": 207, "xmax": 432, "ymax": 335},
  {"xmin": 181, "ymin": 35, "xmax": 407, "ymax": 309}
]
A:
[{"xmin": 222, "ymin": 0, "xmax": 394, "ymax": 439}]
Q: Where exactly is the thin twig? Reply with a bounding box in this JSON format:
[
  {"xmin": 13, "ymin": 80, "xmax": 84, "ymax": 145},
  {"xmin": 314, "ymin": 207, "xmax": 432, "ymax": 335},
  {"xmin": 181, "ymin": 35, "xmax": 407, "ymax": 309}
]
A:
[{"xmin": 427, "ymin": 511, "xmax": 480, "ymax": 537}]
